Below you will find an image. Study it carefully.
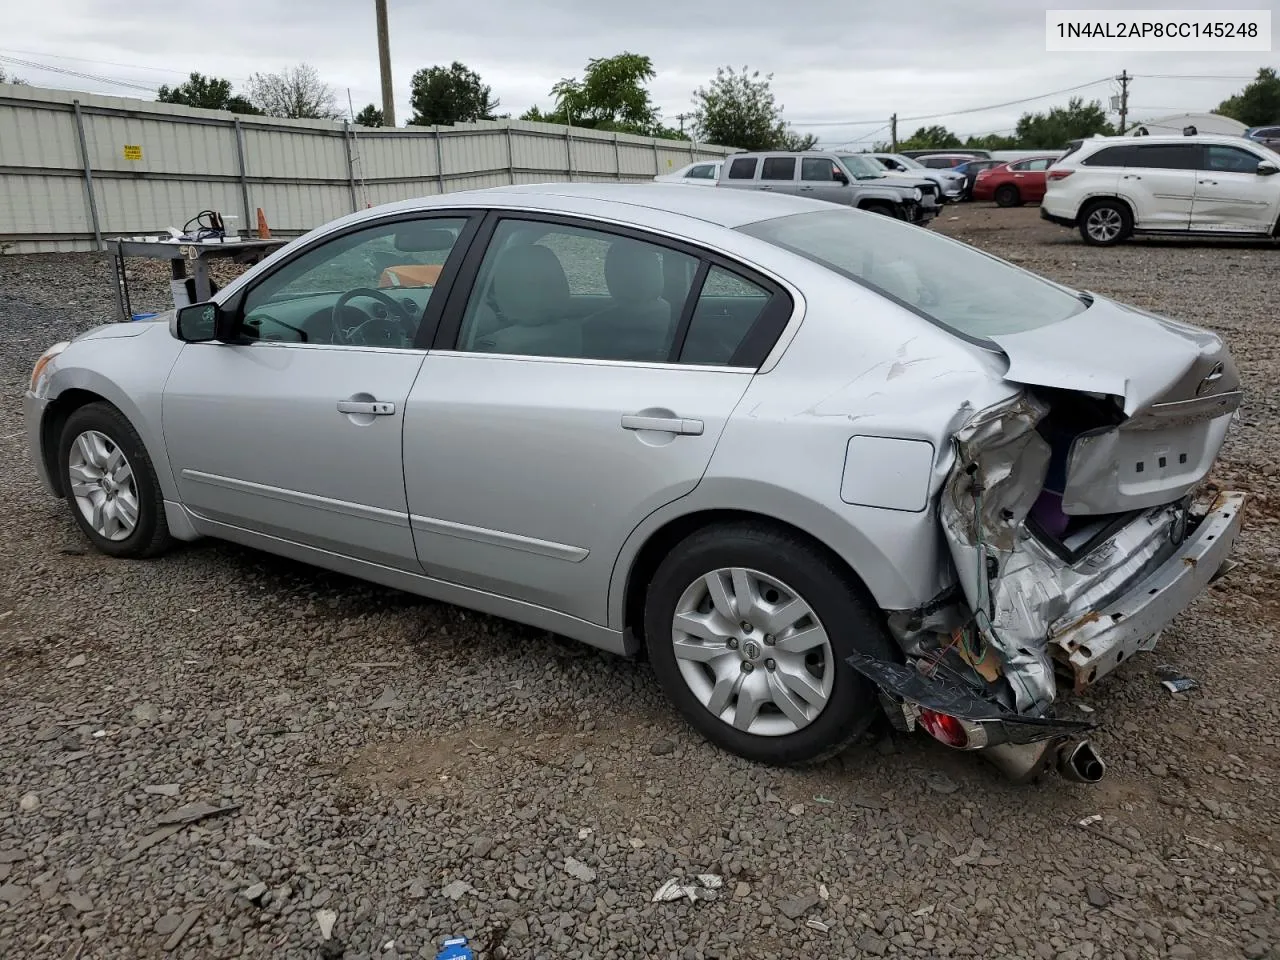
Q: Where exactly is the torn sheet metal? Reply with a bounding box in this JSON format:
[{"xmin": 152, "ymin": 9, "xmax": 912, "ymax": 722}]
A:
[{"xmin": 940, "ymin": 392, "xmax": 1057, "ymax": 713}]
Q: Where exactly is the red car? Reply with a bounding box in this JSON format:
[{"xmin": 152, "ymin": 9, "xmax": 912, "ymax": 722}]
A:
[{"xmin": 972, "ymin": 155, "xmax": 1061, "ymax": 206}]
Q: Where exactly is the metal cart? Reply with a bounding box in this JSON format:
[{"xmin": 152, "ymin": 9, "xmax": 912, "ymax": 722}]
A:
[{"xmin": 110, "ymin": 236, "xmax": 287, "ymax": 322}]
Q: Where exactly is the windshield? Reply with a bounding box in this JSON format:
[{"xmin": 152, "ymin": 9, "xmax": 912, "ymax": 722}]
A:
[
  {"xmin": 836, "ymin": 155, "xmax": 885, "ymax": 179},
  {"xmin": 738, "ymin": 208, "xmax": 1087, "ymax": 341},
  {"xmin": 887, "ymin": 154, "xmax": 924, "ymax": 170}
]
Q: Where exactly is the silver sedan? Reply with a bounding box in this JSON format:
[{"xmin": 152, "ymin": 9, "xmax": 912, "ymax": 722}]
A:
[{"xmin": 24, "ymin": 184, "xmax": 1245, "ymax": 783}]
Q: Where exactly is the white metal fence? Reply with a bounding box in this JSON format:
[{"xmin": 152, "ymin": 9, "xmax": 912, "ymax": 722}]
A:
[{"xmin": 0, "ymin": 83, "xmax": 737, "ymax": 254}]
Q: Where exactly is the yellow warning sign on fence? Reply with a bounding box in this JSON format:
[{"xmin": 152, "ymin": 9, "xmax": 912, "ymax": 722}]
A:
[{"xmin": 123, "ymin": 144, "xmax": 142, "ymax": 161}]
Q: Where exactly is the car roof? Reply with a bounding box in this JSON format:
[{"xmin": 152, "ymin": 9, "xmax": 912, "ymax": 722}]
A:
[
  {"xmin": 358, "ymin": 181, "xmax": 837, "ymax": 230},
  {"xmin": 1078, "ymin": 133, "xmax": 1259, "ymax": 147}
]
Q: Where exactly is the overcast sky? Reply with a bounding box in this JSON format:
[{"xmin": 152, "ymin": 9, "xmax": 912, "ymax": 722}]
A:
[{"xmin": 4, "ymin": 0, "xmax": 1272, "ymax": 146}]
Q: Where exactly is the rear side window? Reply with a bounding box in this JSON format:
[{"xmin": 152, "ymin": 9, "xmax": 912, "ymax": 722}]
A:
[
  {"xmin": 1081, "ymin": 145, "xmax": 1135, "ymax": 167},
  {"xmin": 686, "ymin": 164, "xmax": 715, "ymax": 179},
  {"xmin": 1130, "ymin": 144, "xmax": 1199, "ymax": 170},
  {"xmin": 728, "ymin": 157, "xmax": 758, "ymax": 179},
  {"xmin": 760, "ymin": 157, "xmax": 796, "ymax": 181},
  {"xmin": 678, "ymin": 267, "xmax": 773, "ymax": 366}
]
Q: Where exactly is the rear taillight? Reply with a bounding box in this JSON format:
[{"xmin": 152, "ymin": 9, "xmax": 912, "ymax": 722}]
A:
[
  {"xmin": 1047, "ymin": 169, "xmax": 1074, "ymax": 180},
  {"xmin": 918, "ymin": 709, "xmax": 969, "ymax": 748}
]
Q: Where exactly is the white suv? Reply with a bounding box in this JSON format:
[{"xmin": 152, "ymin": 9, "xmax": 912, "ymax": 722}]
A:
[{"xmin": 1041, "ymin": 134, "xmax": 1280, "ymax": 246}]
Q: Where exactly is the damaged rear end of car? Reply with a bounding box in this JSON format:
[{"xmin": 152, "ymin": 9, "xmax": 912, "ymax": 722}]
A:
[{"xmin": 851, "ymin": 297, "xmax": 1246, "ymax": 784}]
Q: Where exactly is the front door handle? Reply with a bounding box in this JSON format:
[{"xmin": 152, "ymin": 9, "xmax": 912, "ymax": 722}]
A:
[
  {"xmin": 337, "ymin": 399, "xmax": 396, "ymax": 416},
  {"xmin": 621, "ymin": 414, "xmax": 704, "ymax": 436},
  {"xmin": 1198, "ymin": 179, "xmax": 1218, "ymax": 185},
  {"xmin": 1122, "ymin": 174, "xmax": 1142, "ymax": 180}
]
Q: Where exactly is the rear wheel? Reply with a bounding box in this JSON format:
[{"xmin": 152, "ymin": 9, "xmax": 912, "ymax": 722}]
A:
[
  {"xmin": 1079, "ymin": 199, "xmax": 1132, "ymax": 246},
  {"xmin": 994, "ymin": 184, "xmax": 1021, "ymax": 207},
  {"xmin": 58, "ymin": 402, "xmax": 172, "ymax": 559},
  {"xmin": 644, "ymin": 522, "xmax": 895, "ymax": 766}
]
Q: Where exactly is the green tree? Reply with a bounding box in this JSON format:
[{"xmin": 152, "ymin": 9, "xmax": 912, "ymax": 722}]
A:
[
  {"xmin": 1014, "ymin": 97, "xmax": 1113, "ymax": 148},
  {"xmin": 777, "ymin": 129, "xmax": 819, "ymax": 151},
  {"xmin": 548, "ymin": 52, "xmax": 659, "ymax": 134},
  {"xmin": 692, "ymin": 66, "xmax": 803, "ymax": 151},
  {"xmin": 157, "ymin": 72, "xmax": 258, "ymax": 114},
  {"xmin": 247, "ymin": 63, "xmax": 341, "ymax": 119},
  {"xmin": 408, "ymin": 62, "xmax": 498, "ymax": 126},
  {"xmin": 354, "ymin": 103, "xmax": 384, "ymax": 127},
  {"xmin": 1216, "ymin": 67, "xmax": 1280, "ymax": 127},
  {"xmin": 898, "ymin": 125, "xmax": 961, "ymax": 150},
  {"xmin": 965, "ymin": 132, "xmax": 1019, "ymax": 150}
]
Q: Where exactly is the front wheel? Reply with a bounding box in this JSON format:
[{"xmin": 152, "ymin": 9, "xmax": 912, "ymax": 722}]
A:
[
  {"xmin": 861, "ymin": 202, "xmax": 897, "ymax": 219},
  {"xmin": 1078, "ymin": 199, "xmax": 1133, "ymax": 246},
  {"xmin": 644, "ymin": 522, "xmax": 895, "ymax": 766},
  {"xmin": 58, "ymin": 402, "xmax": 172, "ymax": 559}
]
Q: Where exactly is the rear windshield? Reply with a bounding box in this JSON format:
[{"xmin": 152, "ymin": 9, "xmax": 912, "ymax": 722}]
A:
[{"xmin": 738, "ymin": 209, "xmax": 1087, "ymax": 341}]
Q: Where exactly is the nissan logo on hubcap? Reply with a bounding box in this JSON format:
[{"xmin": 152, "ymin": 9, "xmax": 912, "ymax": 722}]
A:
[{"xmin": 743, "ymin": 640, "xmax": 761, "ymax": 660}]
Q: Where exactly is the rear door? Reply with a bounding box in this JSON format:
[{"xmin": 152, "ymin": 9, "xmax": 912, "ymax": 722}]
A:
[
  {"xmin": 1121, "ymin": 143, "xmax": 1199, "ymax": 230},
  {"xmin": 1012, "ymin": 157, "xmax": 1054, "ymax": 201},
  {"xmin": 1190, "ymin": 143, "xmax": 1280, "ymax": 233},
  {"xmin": 758, "ymin": 155, "xmax": 799, "ymax": 196},
  {"xmin": 402, "ymin": 213, "xmax": 793, "ymax": 625}
]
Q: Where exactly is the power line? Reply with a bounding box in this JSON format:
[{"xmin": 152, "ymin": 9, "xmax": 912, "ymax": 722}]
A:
[
  {"xmin": 1132, "ymin": 74, "xmax": 1255, "ymax": 80},
  {"xmin": 0, "ymin": 54, "xmax": 159, "ymax": 93},
  {"xmin": 788, "ymin": 76, "xmax": 1114, "ymax": 129},
  {"xmin": 0, "ymin": 48, "xmax": 249, "ymax": 82}
]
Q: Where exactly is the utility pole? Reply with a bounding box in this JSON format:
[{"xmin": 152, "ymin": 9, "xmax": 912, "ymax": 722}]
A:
[
  {"xmin": 374, "ymin": 0, "xmax": 396, "ymax": 127},
  {"xmin": 890, "ymin": 113, "xmax": 898, "ymax": 151},
  {"xmin": 676, "ymin": 112, "xmax": 690, "ymax": 134},
  {"xmin": 1117, "ymin": 69, "xmax": 1130, "ymax": 134}
]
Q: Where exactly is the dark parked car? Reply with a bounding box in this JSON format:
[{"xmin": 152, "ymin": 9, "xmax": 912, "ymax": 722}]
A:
[
  {"xmin": 1244, "ymin": 125, "xmax": 1280, "ymax": 150},
  {"xmin": 952, "ymin": 159, "xmax": 1002, "ymax": 200}
]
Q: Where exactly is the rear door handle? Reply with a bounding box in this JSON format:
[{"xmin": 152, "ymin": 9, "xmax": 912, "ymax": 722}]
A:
[
  {"xmin": 1122, "ymin": 174, "xmax": 1141, "ymax": 180},
  {"xmin": 621, "ymin": 414, "xmax": 704, "ymax": 436},
  {"xmin": 337, "ymin": 400, "xmax": 396, "ymax": 416},
  {"xmin": 1198, "ymin": 179, "xmax": 1218, "ymax": 185}
]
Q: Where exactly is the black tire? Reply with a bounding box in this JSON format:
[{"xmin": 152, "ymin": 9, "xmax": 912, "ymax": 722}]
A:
[
  {"xmin": 1078, "ymin": 198, "xmax": 1133, "ymax": 246},
  {"xmin": 994, "ymin": 184, "xmax": 1021, "ymax": 207},
  {"xmin": 643, "ymin": 522, "xmax": 897, "ymax": 767},
  {"xmin": 861, "ymin": 202, "xmax": 897, "ymax": 219},
  {"xmin": 58, "ymin": 402, "xmax": 172, "ymax": 559}
]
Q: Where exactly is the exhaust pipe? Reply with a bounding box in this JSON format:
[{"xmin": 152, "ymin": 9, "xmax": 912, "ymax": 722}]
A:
[
  {"xmin": 1056, "ymin": 739, "xmax": 1105, "ymax": 783},
  {"xmin": 981, "ymin": 738, "xmax": 1106, "ymax": 784}
]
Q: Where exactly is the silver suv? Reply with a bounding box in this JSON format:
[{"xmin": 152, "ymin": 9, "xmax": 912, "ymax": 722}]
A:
[{"xmin": 716, "ymin": 151, "xmax": 939, "ymax": 225}]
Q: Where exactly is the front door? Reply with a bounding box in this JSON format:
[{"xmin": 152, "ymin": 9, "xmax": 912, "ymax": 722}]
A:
[
  {"xmin": 403, "ymin": 215, "xmax": 792, "ymax": 625},
  {"xmin": 162, "ymin": 213, "xmax": 474, "ymax": 569},
  {"xmin": 798, "ymin": 156, "xmax": 849, "ymax": 204},
  {"xmin": 1190, "ymin": 143, "xmax": 1280, "ymax": 233}
]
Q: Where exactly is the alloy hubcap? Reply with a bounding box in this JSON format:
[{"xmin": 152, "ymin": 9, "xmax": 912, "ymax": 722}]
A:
[
  {"xmin": 1087, "ymin": 208, "xmax": 1122, "ymax": 241},
  {"xmin": 67, "ymin": 430, "xmax": 139, "ymax": 541},
  {"xmin": 670, "ymin": 567, "xmax": 834, "ymax": 737}
]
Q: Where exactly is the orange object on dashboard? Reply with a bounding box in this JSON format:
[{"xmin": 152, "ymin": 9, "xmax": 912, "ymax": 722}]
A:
[{"xmin": 378, "ymin": 264, "xmax": 443, "ymax": 288}]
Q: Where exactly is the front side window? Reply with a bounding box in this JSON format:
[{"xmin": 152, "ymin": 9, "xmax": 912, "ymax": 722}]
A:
[
  {"xmin": 739, "ymin": 208, "xmax": 1086, "ymax": 342},
  {"xmin": 1008, "ymin": 160, "xmax": 1031, "ymax": 171},
  {"xmin": 761, "ymin": 157, "xmax": 797, "ymax": 181},
  {"xmin": 240, "ymin": 216, "xmax": 467, "ymax": 347},
  {"xmin": 801, "ymin": 157, "xmax": 836, "ymax": 181},
  {"xmin": 1023, "ymin": 158, "xmax": 1053, "ymax": 171},
  {"xmin": 728, "ymin": 157, "xmax": 758, "ymax": 179},
  {"xmin": 455, "ymin": 219, "xmax": 698, "ymax": 363},
  {"xmin": 1202, "ymin": 145, "xmax": 1262, "ymax": 173}
]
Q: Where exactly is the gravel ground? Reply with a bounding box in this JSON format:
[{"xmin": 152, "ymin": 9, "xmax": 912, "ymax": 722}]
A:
[{"xmin": 1, "ymin": 206, "xmax": 1278, "ymax": 960}]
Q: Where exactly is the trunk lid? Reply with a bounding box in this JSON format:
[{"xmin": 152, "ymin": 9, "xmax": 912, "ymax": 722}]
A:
[{"xmin": 988, "ymin": 295, "xmax": 1241, "ymax": 516}]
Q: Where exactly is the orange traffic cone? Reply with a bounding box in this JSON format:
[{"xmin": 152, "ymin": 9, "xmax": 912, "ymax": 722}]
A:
[{"xmin": 256, "ymin": 207, "xmax": 271, "ymax": 239}]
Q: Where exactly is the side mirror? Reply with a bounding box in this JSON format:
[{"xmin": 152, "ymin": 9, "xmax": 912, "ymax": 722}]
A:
[
  {"xmin": 834, "ymin": 170, "xmax": 850, "ymax": 185},
  {"xmin": 173, "ymin": 301, "xmax": 234, "ymax": 342},
  {"xmin": 1257, "ymin": 160, "xmax": 1278, "ymax": 176}
]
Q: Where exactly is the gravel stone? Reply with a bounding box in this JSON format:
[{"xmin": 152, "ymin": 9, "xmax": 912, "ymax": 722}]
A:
[{"xmin": 2, "ymin": 210, "xmax": 1279, "ymax": 959}]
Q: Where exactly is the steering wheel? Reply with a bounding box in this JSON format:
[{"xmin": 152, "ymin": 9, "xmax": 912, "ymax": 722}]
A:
[{"xmin": 331, "ymin": 288, "xmax": 416, "ymax": 346}]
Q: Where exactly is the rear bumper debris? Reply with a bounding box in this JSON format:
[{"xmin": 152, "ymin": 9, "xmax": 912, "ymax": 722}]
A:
[{"xmin": 1050, "ymin": 490, "xmax": 1245, "ymax": 692}]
